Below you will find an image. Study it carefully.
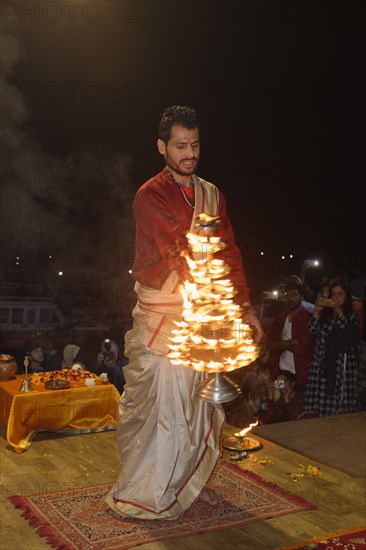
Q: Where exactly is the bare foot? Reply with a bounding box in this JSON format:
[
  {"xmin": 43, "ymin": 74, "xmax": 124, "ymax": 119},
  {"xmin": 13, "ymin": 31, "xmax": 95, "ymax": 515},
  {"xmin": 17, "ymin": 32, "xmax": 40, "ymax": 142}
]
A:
[{"xmin": 200, "ymin": 488, "xmax": 219, "ymax": 506}]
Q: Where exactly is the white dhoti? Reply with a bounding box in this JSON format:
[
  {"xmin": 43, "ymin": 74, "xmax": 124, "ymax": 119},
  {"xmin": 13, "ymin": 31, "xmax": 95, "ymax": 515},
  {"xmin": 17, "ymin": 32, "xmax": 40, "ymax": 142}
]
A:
[{"xmin": 105, "ymin": 279, "xmax": 225, "ymax": 519}]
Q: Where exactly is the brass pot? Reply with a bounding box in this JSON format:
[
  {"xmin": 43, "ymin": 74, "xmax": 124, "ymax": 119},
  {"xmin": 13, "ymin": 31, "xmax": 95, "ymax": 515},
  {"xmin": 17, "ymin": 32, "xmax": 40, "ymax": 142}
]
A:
[{"xmin": 0, "ymin": 354, "xmax": 17, "ymax": 381}]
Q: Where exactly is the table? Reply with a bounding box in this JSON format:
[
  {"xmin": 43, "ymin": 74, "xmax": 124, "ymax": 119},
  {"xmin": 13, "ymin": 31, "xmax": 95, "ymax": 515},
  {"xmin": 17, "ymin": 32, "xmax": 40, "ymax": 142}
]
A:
[{"xmin": 0, "ymin": 374, "xmax": 121, "ymax": 453}]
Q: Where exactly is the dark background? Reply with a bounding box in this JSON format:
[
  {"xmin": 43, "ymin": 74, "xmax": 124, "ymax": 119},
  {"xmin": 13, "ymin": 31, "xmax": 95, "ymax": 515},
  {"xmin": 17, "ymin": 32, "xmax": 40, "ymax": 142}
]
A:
[{"xmin": 1, "ymin": 0, "xmax": 365, "ymax": 314}]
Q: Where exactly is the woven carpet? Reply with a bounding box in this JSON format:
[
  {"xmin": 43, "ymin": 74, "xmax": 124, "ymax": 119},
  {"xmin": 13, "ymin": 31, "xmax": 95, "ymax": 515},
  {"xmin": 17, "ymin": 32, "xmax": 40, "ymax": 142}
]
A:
[
  {"xmin": 9, "ymin": 461, "xmax": 316, "ymax": 550},
  {"xmin": 277, "ymin": 525, "xmax": 366, "ymax": 549}
]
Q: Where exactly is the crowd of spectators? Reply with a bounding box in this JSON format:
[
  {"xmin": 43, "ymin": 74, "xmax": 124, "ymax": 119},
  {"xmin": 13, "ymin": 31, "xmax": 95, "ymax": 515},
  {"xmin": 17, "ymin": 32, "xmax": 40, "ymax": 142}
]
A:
[
  {"xmin": 11, "ymin": 264, "xmax": 366, "ymax": 427},
  {"xmin": 224, "ymin": 266, "xmax": 366, "ymax": 428},
  {"xmin": 15, "ymin": 336, "xmax": 127, "ymax": 395}
]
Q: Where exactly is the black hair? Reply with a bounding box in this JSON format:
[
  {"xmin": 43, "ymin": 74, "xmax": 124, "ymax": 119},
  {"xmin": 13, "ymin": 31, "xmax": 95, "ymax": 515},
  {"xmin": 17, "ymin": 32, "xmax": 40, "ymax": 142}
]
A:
[
  {"xmin": 325, "ymin": 268, "xmax": 349, "ymax": 283},
  {"xmin": 277, "ymin": 370, "xmax": 297, "ymax": 384},
  {"xmin": 22, "ymin": 339, "xmax": 42, "ymax": 356},
  {"xmin": 284, "ymin": 281, "xmax": 304, "ymax": 296},
  {"xmin": 319, "ymin": 280, "xmax": 329, "ymax": 294},
  {"xmin": 158, "ymin": 105, "xmax": 199, "ymax": 143},
  {"xmin": 257, "ymin": 364, "xmax": 273, "ymax": 376}
]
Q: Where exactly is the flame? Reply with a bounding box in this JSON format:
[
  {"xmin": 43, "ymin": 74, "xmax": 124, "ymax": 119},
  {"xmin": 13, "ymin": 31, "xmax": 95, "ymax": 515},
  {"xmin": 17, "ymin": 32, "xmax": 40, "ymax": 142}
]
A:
[
  {"xmin": 234, "ymin": 419, "xmax": 259, "ymax": 438},
  {"xmin": 167, "ymin": 217, "xmax": 260, "ymax": 373}
]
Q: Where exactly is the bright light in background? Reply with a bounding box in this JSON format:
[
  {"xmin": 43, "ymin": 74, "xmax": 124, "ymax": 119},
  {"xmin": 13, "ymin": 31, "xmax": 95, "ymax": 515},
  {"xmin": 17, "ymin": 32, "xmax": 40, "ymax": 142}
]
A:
[
  {"xmin": 289, "ymin": 254, "xmax": 293, "ymax": 258},
  {"xmin": 273, "ymin": 290, "xmax": 278, "ymax": 298},
  {"xmin": 260, "ymin": 251, "xmax": 264, "ymax": 256},
  {"xmin": 58, "ymin": 271, "xmax": 63, "ymax": 276},
  {"xmin": 128, "ymin": 269, "xmax": 132, "ymax": 274},
  {"xmin": 281, "ymin": 255, "xmax": 285, "ymax": 260},
  {"xmin": 304, "ymin": 259, "xmax": 320, "ymax": 268}
]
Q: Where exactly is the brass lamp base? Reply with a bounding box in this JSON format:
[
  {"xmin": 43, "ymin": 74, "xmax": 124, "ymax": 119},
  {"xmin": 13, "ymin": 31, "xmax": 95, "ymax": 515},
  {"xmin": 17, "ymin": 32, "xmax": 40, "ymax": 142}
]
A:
[
  {"xmin": 19, "ymin": 378, "xmax": 34, "ymax": 392},
  {"xmin": 222, "ymin": 435, "xmax": 263, "ymax": 452},
  {"xmin": 197, "ymin": 372, "xmax": 241, "ymax": 403}
]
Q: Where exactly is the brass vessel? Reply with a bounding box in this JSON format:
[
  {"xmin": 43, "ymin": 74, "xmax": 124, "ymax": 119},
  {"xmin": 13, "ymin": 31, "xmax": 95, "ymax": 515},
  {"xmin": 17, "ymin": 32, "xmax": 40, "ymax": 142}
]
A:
[{"xmin": 0, "ymin": 354, "xmax": 17, "ymax": 381}]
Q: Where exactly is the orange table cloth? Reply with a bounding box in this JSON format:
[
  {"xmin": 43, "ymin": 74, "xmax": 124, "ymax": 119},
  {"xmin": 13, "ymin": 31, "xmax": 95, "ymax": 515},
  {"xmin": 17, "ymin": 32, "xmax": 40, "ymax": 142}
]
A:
[{"xmin": 0, "ymin": 374, "xmax": 120, "ymax": 453}]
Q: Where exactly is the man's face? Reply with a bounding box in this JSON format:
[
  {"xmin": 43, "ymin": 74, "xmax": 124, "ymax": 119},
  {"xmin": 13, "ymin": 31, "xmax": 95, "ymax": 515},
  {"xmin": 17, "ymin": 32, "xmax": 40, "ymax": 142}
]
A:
[
  {"xmin": 285, "ymin": 289, "xmax": 302, "ymax": 310},
  {"xmin": 30, "ymin": 347, "xmax": 44, "ymax": 364},
  {"xmin": 157, "ymin": 124, "xmax": 200, "ymax": 179}
]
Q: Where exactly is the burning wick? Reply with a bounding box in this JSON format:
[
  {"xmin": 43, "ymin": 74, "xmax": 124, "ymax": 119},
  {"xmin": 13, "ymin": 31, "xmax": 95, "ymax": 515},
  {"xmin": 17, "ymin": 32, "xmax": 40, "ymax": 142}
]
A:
[
  {"xmin": 223, "ymin": 419, "xmax": 262, "ymax": 453},
  {"xmin": 233, "ymin": 419, "xmax": 259, "ymax": 445}
]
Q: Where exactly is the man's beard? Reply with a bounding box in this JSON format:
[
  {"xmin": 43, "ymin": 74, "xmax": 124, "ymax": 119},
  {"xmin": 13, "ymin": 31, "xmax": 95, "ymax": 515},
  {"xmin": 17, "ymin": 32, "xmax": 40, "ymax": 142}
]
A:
[{"xmin": 166, "ymin": 156, "xmax": 198, "ymax": 177}]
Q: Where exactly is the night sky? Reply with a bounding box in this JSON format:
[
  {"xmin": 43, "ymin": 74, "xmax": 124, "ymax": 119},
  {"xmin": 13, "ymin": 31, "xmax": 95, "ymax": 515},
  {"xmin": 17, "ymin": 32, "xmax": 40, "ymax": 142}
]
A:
[{"xmin": 1, "ymin": 0, "xmax": 365, "ymax": 297}]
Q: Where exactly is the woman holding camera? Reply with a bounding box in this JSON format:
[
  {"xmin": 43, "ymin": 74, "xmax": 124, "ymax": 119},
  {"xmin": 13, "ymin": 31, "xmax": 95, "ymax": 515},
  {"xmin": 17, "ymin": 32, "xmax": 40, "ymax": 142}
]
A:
[
  {"xmin": 264, "ymin": 370, "xmax": 305, "ymax": 423},
  {"xmin": 304, "ymin": 280, "xmax": 360, "ymax": 416}
]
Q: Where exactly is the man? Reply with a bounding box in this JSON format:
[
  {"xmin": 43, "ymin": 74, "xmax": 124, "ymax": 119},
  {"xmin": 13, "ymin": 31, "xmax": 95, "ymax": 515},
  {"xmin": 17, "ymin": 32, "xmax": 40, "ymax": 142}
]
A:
[
  {"xmin": 267, "ymin": 281, "xmax": 315, "ymax": 390},
  {"xmin": 93, "ymin": 338, "xmax": 127, "ymax": 394},
  {"xmin": 105, "ymin": 105, "xmax": 263, "ymax": 519},
  {"xmin": 287, "ymin": 274, "xmax": 315, "ymax": 314}
]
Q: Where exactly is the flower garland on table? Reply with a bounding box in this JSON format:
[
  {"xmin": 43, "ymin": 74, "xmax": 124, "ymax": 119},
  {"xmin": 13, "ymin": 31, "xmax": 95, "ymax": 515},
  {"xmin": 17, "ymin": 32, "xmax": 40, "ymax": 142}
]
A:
[{"xmin": 30, "ymin": 370, "xmax": 98, "ymax": 384}]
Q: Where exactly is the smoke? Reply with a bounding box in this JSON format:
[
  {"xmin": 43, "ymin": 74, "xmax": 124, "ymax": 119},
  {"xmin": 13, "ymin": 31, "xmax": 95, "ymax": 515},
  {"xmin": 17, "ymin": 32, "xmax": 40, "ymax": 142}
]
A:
[{"xmin": 0, "ymin": 17, "xmax": 135, "ymax": 279}]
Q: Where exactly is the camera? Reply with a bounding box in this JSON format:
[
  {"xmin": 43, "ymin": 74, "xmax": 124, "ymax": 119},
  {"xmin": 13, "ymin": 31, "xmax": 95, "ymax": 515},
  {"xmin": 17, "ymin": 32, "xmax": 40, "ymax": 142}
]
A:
[
  {"xmin": 318, "ymin": 297, "xmax": 334, "ymax": 308},
  {"xmin": 103, "ymin": 339, "xmax": 114, "ymax": 361},
  {"xmin": 274, "ymin": 380, "xmax": 285, "ymax": 389}
]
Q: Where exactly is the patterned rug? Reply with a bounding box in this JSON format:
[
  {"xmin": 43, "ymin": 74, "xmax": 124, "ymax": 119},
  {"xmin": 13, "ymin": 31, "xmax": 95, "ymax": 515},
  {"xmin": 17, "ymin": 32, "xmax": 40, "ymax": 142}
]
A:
[
  {"xmin": 9, "ymin": 461, "xmax": 316, "ymax": 550},
  {"xmin": 277, "ymin": 526, "xmax": 366, "ymax": 549}
]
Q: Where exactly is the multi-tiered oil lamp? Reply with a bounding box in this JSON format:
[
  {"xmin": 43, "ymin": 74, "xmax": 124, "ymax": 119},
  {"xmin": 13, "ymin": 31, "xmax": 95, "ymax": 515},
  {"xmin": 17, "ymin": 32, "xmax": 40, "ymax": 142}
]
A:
[{"xmin": 168, "ymin": 214, "xmax": 260, "ymax": 403}]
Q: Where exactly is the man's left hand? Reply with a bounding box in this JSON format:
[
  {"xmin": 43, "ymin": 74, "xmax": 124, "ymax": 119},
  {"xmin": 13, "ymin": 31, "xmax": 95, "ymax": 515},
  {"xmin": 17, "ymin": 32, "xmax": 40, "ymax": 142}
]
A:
[{"xmin": 243, "ymin": 307, "xmax": 264, "ymax": 343}]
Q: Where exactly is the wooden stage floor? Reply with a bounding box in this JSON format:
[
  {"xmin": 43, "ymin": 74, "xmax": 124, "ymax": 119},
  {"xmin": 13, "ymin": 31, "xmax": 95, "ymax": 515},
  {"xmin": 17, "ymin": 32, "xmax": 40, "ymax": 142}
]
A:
[
  {"xmin": 0, "ymin": 412, "xmax": 365, "ymax": 549},
  {"xmin": 253, "ymin": 411, "xmax": 366, "ymax": 479}
]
